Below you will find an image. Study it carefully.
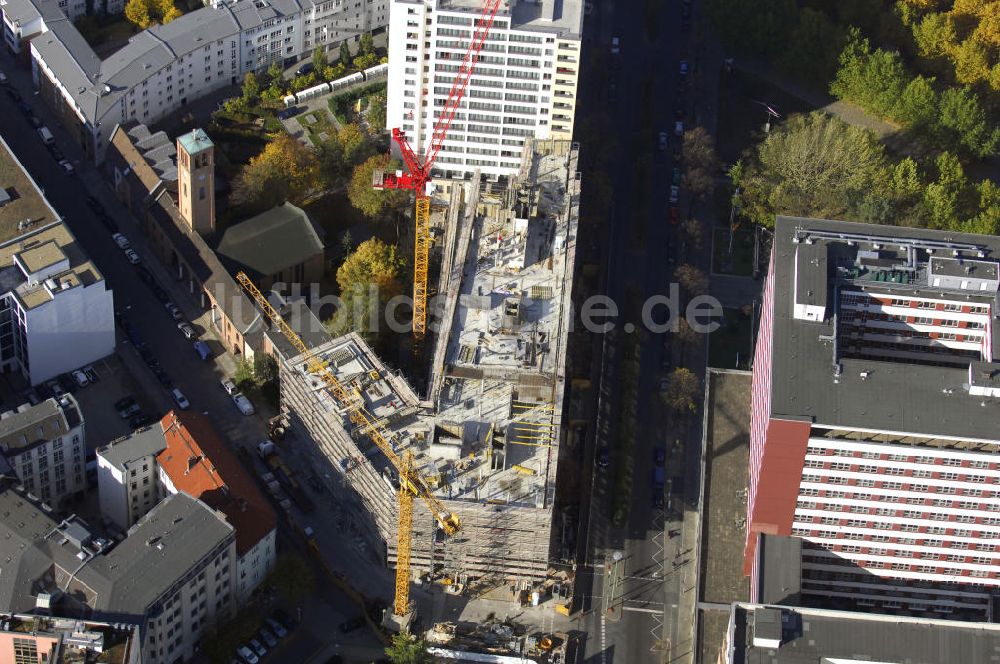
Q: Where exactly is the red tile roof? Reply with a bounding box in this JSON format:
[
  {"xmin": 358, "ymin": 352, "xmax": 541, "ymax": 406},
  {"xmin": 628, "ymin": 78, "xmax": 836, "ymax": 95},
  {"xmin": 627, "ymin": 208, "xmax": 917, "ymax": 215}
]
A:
[{"xmin": 156, "ymin": 411, "xmax": 276, "ymax": 555}]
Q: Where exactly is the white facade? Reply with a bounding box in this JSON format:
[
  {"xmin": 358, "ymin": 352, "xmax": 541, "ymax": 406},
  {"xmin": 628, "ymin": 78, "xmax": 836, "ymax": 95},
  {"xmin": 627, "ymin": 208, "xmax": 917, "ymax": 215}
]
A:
[
  {"xmin": 385, "ymin": 0, "xmax": 582, "ymax": 178},
  {"xmin": 21, "ymin": 0, "xmax": 390, "ymax": 161},
  {"xmin": 0, "ymin": 396, "xmax": 85, "ymax": 508},
  {"xmin": 96, "ymin": 428, "xmax": 166, "ymax": 531},
  {"xmin": 236, "ymin": 529, "xmax": 276, "ymax": 601}
]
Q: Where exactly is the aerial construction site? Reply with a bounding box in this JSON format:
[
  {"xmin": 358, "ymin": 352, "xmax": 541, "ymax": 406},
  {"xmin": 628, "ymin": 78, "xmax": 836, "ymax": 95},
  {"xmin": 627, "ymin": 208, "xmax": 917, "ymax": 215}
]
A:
[{"xmin": 278, "ymin": 139, "xmax": 580, "ymax": 599}]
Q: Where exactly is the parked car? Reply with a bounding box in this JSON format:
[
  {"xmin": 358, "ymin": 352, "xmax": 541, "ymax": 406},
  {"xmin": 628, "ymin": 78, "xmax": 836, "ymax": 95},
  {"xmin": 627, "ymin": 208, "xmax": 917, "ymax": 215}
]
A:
[
  {"xmin": 272, "ymin": 609, "xmax": 297, "ymax": 629},
  {"xmin": 124, "ymin": 248, "xmax": 140, "ymax": 264},
  {"xmin": 48, "ymin": 145, "xmax": 64, "ymax": 161},
  {"xmin": 679, "ymin": 59, "xmax": 689, "ymax": 76},
  {"xmin": 669, "ymin": 206, "xmax": 680, "ymax": 225},
  {"xmin": 165, "ymin": 302, "xmax": 183, "ymax": 320},
  {"xmin": 221, "ymin": 378, "xmax": 237, "ymax": 395},
  {"xmin": 236, "ymin": 646, "xmax": 258, "ymax": 664},
  {"xmin": 37, "ymin": 126, "xmax": 54, "ymax": 144},
  {"xmin": 114, "ymin": 396, "xmax": 135, "ymax": 411},
  {"xmin": 72, "ymin": 370, "xmax": 89, "ymax": 387},
  {"xmin": 339, "ymin": 617, "xmax": 365, "ymax": 634},
  {"xmin": 655, "ymin": 447, "xmax": 666, "ymax": 466},
  {"xmin": 610, "ymin": 36, "xmax": 620, "ymax": 55},
  {"xmin": 28, "ymin": 115, "xmax": 42, "ymax": 129},
  {"xmin": 58, "ymin": 160, "xmax": 74, "ymax": 175},
  {"xmin": 130, "ymin": 413, "xmax": 156, "ymax": 428},
  {"xmin": 4, "ymin": 87, "xmax": 20, "ymax": 102},
  {"xmin": 193, "ymin": 340, "xmax": 211, "ymax": 360},
  {"xmin": 658, "ymin": 131, "xmax": 668, "ymax": 151},
  {"xmin": 153, "ymin": 367, "xmax": 172, "ymax": 388},
  {"xmin": 265, "ymin": 617, "xmax": 287, "ymax": 638},
  {"xmin": 178, "ymin": 322, "xmax": 195, "ymax": 339},
  {"xmin": 232, "ymin": 393, "xmax": 255, "ymax": 416},
  {"xmin": 597, "ymin": 447, "xmax": 610, "ymax": 467},
  {"xmin": 112, "ymin": 233, "xmax": 130, "ymax": 250},
  {"xmin": 674, "ymin": 120, "xmax": 684, "ymax": 136},
  {"xmin": 249, "ymin": 638, "xmax": 267, "ymax": 658},
  {"xmin": 672, "ymin": 167, "xmax": 682, "ymax": 185},
  {"xmin": 57, "ymin": 373, "xmax": 76, "ymax": 394},
  {"xmin": 0, "ymin": 70, "xmax": 6, "ymax": 85},
  {"xmin": 119, "ymin": 402, "xmax": 141, "ymax": 419},
  {"xmin": 171, "ymin": 388, "xmax": 190, "ymax": 410},
  {"xmin": 295, "ymin": 62, "xmax": 314, "ymax": 76},
  {"xmin": 669, "ymin": 185, "xmax": 679, "ymax": 204},
  {"xmin": 135, "ymin": 265, "xmax": 154, "ymax": 285},
  {"xmin": 83, "ymin": 366, "xmax": 99, "ymax": 383},
  {"xmin": 258, "ymin": 627, "xmax": 278, "ymax": 649}
]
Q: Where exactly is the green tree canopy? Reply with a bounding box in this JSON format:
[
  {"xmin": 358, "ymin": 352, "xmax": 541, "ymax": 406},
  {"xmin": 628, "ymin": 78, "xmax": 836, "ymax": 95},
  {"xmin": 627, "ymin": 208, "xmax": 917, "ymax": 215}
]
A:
[
  {"xmin": 326, "ymin": 238, "xmax": 404, "ymax": 345},
  {"xmin": 737, "ymin": 112, "xmax": 889, "ymax": 227},
  {"xmin": 241, "ymin": 72, "xmax": 260, "ymax": 104},
  {"xmin": 339, "ymin": 40, "xmax": 352, "ymax": 67},
  {"xmin": 359, "ymin": 32, "xmax": 375, "ymax": 56},
  {"xmin": 347, "ymin": 154, "xmax": 411, "ymax": 218},
  {"xmin": 232, "ymin": 133, "xmax": 321, "ymax": 211},
  {"xmin": 385, "ymin": 633, "xmax": 432, "ymax": 664}
]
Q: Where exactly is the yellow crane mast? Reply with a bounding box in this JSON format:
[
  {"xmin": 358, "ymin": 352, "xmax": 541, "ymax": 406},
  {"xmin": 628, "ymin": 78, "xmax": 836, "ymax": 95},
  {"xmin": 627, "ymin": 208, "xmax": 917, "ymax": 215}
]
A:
[{"xmin": 236, "ymin": 272, "xmax": 461, "ymax": 617}]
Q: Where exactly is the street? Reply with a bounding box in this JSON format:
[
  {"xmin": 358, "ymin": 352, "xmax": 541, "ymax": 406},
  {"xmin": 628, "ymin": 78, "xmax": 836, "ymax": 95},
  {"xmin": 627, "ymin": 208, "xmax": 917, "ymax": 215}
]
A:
[{"xmin": 568, "ymin": 1, "xmax": 724, "ymax": 663}]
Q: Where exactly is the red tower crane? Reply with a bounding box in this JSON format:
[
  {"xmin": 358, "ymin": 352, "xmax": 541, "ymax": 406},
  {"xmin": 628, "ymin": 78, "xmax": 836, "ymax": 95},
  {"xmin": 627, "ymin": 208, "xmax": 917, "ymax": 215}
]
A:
[{"xmin": 375, "ymin": 0, "xmax": 503, "ymax": 348}]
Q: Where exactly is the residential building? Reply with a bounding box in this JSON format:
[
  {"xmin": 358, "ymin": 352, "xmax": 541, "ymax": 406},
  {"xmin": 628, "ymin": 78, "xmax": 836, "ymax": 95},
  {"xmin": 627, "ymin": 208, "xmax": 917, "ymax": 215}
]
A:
[
  {"xmin": 747, "ymin": 215, "xmax": 1000, "ymax": 621},
  {"xmin": 279, "ymin": 139, "xmax": 579, "ymax": 586},
  {"xmin": 216, "ymin": 202, "xmax": 326, "ymax": 292},
  {"xmin": 0, "ymin": 135, "xmax": 114, "ymax": 386},
  {"xmin": 96, "ymin": 411, "xmax": 277, "ymax": 601},
  {"xmin": 718, "ymin": 601, "xmax": 1000, "ymax": 664},
  {"xmin": 0, "ymin": 613, "xmax": 141, "ymax": 664},
  {"xmin": 0, "ymin": 483, "xmax": 236, "ymax": 664},
  {"xmin": 96, "ymin": 424, "xmax": 169, "ymax": 530},
  {"xmin": 0, "ymin": 395, "xmax": 84, "ymax": 508},
  {"xmin": 5, "ymin": 0, "xmax": 390, "ymax": 162},
  {"xmin": 156, "ymin": 411, "xmax": 277, "ymax": 601},
  {"xmin": 385, "ymin": 0, "xmax": 583, "ymax": 178}
]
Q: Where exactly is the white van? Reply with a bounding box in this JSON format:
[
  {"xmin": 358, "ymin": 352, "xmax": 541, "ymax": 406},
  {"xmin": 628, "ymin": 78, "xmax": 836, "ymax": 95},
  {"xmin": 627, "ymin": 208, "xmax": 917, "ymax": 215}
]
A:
[{"xmin": 37, "ymin": 127, "xmax": 54, "ymax": 145}]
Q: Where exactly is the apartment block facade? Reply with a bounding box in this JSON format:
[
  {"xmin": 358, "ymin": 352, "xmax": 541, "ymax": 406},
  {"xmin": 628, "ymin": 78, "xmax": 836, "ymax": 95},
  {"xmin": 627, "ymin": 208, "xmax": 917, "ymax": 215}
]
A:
[
  {"xmin": 8, "ymin": 0, "xmax": 389, "ymax": 161},
  {"xmin": 0, "ymin": 395, "xmax": 85, "ymax": 509},
  {"xmin": 385, "ymin": 0, "xmax": 582, "ymax": 178},
  {"xmin": 748, "ymin": 216, "xmax": 1000, "ymax": 622}
]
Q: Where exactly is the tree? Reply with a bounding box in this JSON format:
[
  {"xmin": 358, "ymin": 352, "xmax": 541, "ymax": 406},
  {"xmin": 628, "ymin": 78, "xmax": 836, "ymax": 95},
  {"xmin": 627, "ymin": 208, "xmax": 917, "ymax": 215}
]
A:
[
  {"xmin": 830, "ymin": 28, "xmax": 909, "ymax": 120},
  {"xmin": 241, "ymin": 72, "xmax": 260, "ymax": 104},
  {"xmin": 737, "ymin": 112, "xmax": 889, "ymax": 227},
  {"xmin": 938, "ymin": 86, "xmax": 1000, "ymax": 158},
  {"xmin": 124, "ymin": 0, "xmax": 151, "ymax": 29},
  {"xmin": 327, "ymin": 238, "xmax": 404, "ymax": 344},
  {"xmin": 922, "ymin": 151, "xmax": 973, "ymax": 229},
  {"xmin": 353, "ymin": 53, "xmax": 380, "ymax": 70},
  {"xmin": 339, "ymin": 40, "xmax": 352, "ymax": 67},
  {"xmin": 675, "ymin": 318, "xmax": 699, "ymax": 347},
  {"xmin": 266, "ymin": 62, "xmax": 284, "ymax": 88},
  {"xmin": 337, "ymin": 123, "xmax": 371, "ymax": 165},
  {"xmin": 681, "ymin": 126, "xmax": 718, "ymax": 173},
  {"xmin": 778, "ymin": 8, "xmax": 845, "ymax": 81},
  {"xmin": 312, "ymin": 46, "xmax": 326, "ymax": 74},
  {"xmin": 896, "ymin": 75, "xmax": 939, "ymax": 133},
  {"xmin": 913, "ymin": 12, "xmax": 958, "ymax": 62},
  {"xmin": 385, "ymin": 632, "xmax": 432, "ymax": 664},
  {"xmin": 662, "ymin": 367, "xmax": 701, "ymax": 415},
  {"xmin": 232, "ymin": 133, "xmax": 321, "ymax": 211},
  {"xmin": 367, "ymin": 91, "xmax": 387, "ymax": 134},
  {"xmin": 359, "ymin": 32, "xmax": 375, "ymax": 56},
  {"xmin": 253, "ymin": 353, "xmax": 279, "ymax": 384},
  {"xmin": 674, "ymin": 264, "xmax": 709, "ymax": 297},
  {"xmin": 953, "ymin": 38, "xmax": 991, "ymax": 84},
  {"xmin": 348, "ymin": 155, "xmax": 410, "ymax": 218},
  {"xmin": 234, "ymin": 359, "xmax": 255, "ymax": 391},
  {"xmin": 681, "ymin": 217, "xmax": 704, "ymax": 250}
]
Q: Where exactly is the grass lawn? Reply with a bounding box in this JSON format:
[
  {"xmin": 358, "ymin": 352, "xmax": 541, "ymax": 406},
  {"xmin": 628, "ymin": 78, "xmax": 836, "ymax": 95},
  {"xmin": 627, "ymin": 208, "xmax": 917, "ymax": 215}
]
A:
[
  {"xmin": 328, "ymin": 82, "xmax": 386, "ymax": 125},
  {"xmin": 712, "ymin": 228, "xmax": 754, "ymax": 276},
  {"xmin": 298, "ymin": 110, "xmax": 337, "ymax": 143},
  {"xmin": 708, "ymin": 308, "xmax": 753, "ymax": 370},
  {"xmin": 714, "ymin": 69, "xmax": 813, "ymax": 166}
]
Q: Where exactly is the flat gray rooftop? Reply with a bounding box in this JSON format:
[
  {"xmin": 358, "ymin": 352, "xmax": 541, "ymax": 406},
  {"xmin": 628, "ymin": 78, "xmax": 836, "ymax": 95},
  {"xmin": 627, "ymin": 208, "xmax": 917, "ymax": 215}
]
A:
[
  {"xmin": 732, "ymin": 602, "xmax": 1000, "ymax": 664},
  {"xmin": 438, "ymin": 0, "xmax": 583, "ymax": 37},
  {"xmin": 769, "ymin": 216, "xmax": 1000, "ymax": 442}
]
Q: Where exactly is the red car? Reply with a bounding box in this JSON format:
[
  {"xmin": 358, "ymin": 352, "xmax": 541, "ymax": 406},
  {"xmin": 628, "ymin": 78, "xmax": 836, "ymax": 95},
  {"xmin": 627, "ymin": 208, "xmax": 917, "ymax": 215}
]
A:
[{"xmin": 669, "ymin": 206, "xmax": 680, "ymax": 224}]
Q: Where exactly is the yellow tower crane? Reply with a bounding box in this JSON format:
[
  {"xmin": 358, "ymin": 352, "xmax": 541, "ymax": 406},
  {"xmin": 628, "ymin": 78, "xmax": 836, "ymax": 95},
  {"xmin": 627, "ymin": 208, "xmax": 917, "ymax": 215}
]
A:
[{"xmin": 236, "ymin": 272, "xmax": 461, "ymax": 617}]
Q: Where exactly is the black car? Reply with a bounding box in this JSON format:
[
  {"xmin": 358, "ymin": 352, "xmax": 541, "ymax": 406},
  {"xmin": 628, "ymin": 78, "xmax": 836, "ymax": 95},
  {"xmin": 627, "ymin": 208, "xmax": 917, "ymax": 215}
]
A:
[
  {"xmin": 114, "ymin": 396, "xmax": 136, "ymax": 411},
  {"xmin": 57, "ymin": 373, "xmax": 76, "ymax": 394},
  {"xmin": 152, "ymin": 284, "xmax": 169, "ymax": 304},
  {"xmin": 16, "ymin": 101, "xmax": 31, "ymax": 117},
  {"xmin": 272, "ymin": 609, "xmax": 297, "ymax": 630},
  {"xmin": 597, "ymin": 447, "xmax": 610, "ymax": 467},
  {"xmin": 48, "ymin": 146, "xmax": 64, "ymax": 161},
  {"xmin": 138, "ymin": 346, "xmax": 157, "ymax": 367},
  {"xmin": 130, "ymin": 413, "xmax": 156, "ymax": 428},
  {"xmin": 134, "ymin": 264, "xmax": 154, "ymax": 285},
  {"xmin": 4, "ymin": 87, "xmax": 20, "ymax": 102},
  {"xmin": 83, "ymin": 366, "xmax": 99, "ymax": 383},
  {"xmin": 153, "ymin": 367, "xmax": 172, "ymax": 387},
  {"xmin": 338, "ymin": 617, "xmax": 364, "ymax": 634},
  {"xmin": 28, "ymin": 115, "xmax": 42, "ymax": 129},
  {"xmin": 295, "ymin": 62, "xmax": 314, "ymax": 77}
]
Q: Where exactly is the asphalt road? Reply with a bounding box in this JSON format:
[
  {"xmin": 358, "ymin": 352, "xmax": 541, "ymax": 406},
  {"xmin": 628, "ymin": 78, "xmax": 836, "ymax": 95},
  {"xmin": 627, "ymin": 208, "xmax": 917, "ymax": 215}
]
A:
[{"xmin": 568, "ymin": 1, "xmax": 719, "ymax": 663}]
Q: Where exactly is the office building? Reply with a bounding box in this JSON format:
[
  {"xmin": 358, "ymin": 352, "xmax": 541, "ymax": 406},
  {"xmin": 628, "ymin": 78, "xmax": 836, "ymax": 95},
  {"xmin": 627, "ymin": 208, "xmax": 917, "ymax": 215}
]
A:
[
  {"xmin": 718, "ymin": 601, "xmax": 1000, "ymax": 664},
  {"xmin": 747, "ymin": 216, "xmax": 1000, "ymax": 620},
  {"xmin": 0, "ymin": 135, "xmax": 114, "ymax": 386},
  {"xmin": 385, "ymin": 0, "xmax": 582, "ymax": 178},
  {"xmin": 0, "ymin": 395, "xmax": 85, "ymax": 508}
]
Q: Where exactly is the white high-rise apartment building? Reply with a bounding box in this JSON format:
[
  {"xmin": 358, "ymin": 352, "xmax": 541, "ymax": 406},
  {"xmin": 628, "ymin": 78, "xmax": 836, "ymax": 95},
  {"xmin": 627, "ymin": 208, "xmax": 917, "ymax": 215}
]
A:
[{"xmin": 386, "ymin": 0, "xmax": 582, "ymax": 178}]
